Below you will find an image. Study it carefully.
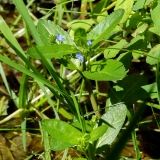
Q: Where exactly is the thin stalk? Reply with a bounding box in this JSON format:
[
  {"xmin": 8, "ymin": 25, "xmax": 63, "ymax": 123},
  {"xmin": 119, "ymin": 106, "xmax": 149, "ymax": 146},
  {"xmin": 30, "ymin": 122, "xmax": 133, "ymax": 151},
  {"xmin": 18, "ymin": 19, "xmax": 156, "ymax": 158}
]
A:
[
  {"xmin": 89, "ymin": 0, "xmax": 93, "ymax": 12},
  {"xmin": 138, "ymin": 100, "xmax": 160, "ymax": 110},
  {"xmin": 150, "ymin": 104, "xmax": 160, "ymax": 129},
  {"xmin": 127, "ymin": 109, "xmax": 141, "ymax": 160},
  {"xmin": 0, "ymin": 96, "xmax": 5, "ymax": 116},
  {"xmin": 19, "ymin": 20, "xmax": 30, "ymax": 109},
  {"xmin": 156, "ymin": 61, "xmax": 160, "ymax": 104},
  {"xmin": 63, "ymin": 4, "xmax": 71, "ymax": 21},
  {"xmin": 57, "ymin": 4, "xmax": 63, "ymax": 26},
  {"xmin": 95, "ymin": 80, "xmax": 100, "ymax": 108},
  {"xmin": 101, "ymin": 1, "xmax": 116, "ymax": 13},
  {"xmin": 0, "ymin": 62, "xmax": 18, "ymax": 106},
  {"xmin": 39, "ymin": 121, "xmax": 51, "ymax": 160},
  {"xmin": 70, "ymin": 90, "xmax": 85, "ymax": 133},
  {"xmin": 85, "ymin": 78, "xmax": 101, "ymax": 118},
  {"xmin": 21, "ymin": 119, "xmax": 27, "ymax": 152},
  {"xmin": 68, "ymin": 59, "xmax": 101, "ymax": 118},
  {"xmin": 80, "ymin": 0, "xmax": 87, "ymax": 19},
  {"xmin": 78, "ymin": 79, "xmax": 85, "ymax": 102}
]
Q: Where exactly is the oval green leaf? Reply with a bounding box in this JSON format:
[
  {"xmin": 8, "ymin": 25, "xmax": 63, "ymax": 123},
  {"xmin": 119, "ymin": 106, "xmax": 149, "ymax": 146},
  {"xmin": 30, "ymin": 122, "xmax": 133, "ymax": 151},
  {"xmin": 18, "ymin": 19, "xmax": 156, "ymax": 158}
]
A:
[
  {"xmin": 90, "ymin": 125, "xmax": 108, "ymax": 142},
  {"xmin": 146, "ymin": 44, "xmax": 160, "ymax": 65},
  {"xmin": 50, "ymin": 137, "xmax": 73, "ymax": 151},
  {"xmin": 87, "ymin": 9, "xmax": 124, "ymax": 47},
  {"xmin": 27, "ymin": 44, "xmax": 79, "ymax": 59},
  {"xmin": 41, "ymin": 119, "xmax": 84, "ymax": 145},
  {"xmin": 83, "ymin": 59, "xmax": 126, "ymax": 81},
  {"xmin": 96, "ymin": 104, "xmax": 127, "ymax": 148},
  {"xmin": 104, "ymin": 39, "xmax": 127, "ymax": 59},
  {"xmin": 37, "ymin": 19, "xmax": 76, "ymax": 46}
]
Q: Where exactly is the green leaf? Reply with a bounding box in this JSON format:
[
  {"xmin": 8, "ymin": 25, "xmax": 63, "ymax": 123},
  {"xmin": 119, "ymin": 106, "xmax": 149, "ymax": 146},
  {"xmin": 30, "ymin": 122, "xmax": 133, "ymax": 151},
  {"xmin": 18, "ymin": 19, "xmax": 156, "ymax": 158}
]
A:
[
  {"xmin": 126, "ymin": 35, "xmax": 145, "ymax": 59},
  {"xmin": 58, "ymin": 108, "xmax": 73, "ymax": 120},
  {"xmin": 149, "ymin": 25, "xmax": 160, "ymax": 36},
  {"xmin": 83, "ymin": 59, "xmax": 126, "ymax": 81},
  {"xmin": 142, "ymin": 82, "xmax": 157, "ymax": 99},
  {"xmin": 96, "ymin": 104, "xmax": 127, "ymax": 148},
  {"xmin": 91, "ymin": 1, "xmax": 105, "ymax": 19},
  {"xmin": 104, "ymin": 39, "xmax": 127, "ymax": 59},
  {"xmin": 125, "ymin": 12, "xmax": 142, "ymax": 30},
  {"xmin": 87, "ymin": 9, "xmax": 124, "ymax": 47},
  {"xmin": 97, "ymin": 9, "xmax": 108, "ymax": 23},
  {"xmin": 74, "ymin": 28, "xmax": 88, "ymax": 48},
  {"xmin": 50, "ymin": 137, "xmax": 73, "ymax": 151},
  {"xmin": 132, "ymin": 23, "xmax": 148, "ymax": 37},
  {"xmin": 90, "ymin": 125, "xmax": 108, "ymax": 142},
  {"xmin": 109, "ymin": 75, "xmax": 148, "ymax": 105},
  {"xmin": 42, "ymin": 119, "xmax": 84, "ymax": 145},
  {"xmin": 71, "ymin": 120, "xmax": 92, "ymax": 132},
  {"xmin": 55, "ymin": 0, "xmax": 70, "ymax": 4},
  {"xmin": 151, "ymin": 2, "xmax": 160, "ymax": 26},
  {"xmin": 132, "ymin": 0, "xmax": 146, "ymax": 11},
  {"xmin": 117, "ymin": 52, "xmax": 132, "ymax": 71},
  {"xmin": 57, "ymin": 58, "xmax": 77, "ymax": 70},
  {"xmin": 114, "ymin": 0, "xmax": 134, "ymax": 23},
  {"xmin": 27, "ymin": 44, "xmax": 79, "ymax": 59},
  {"xmin": 74, "ymin": 28, "xmax": 87, "ymax": 38},
  {"xmin": 146, "ymin": 44, "xmax": 160, "ymax": 65},
  {"xmin": 37, "ymin": 19, "xmax": 76, "ymax": 46},
  {"xmin": 67, "ymin": 19, "xmax": 94, "ymax": 31}
]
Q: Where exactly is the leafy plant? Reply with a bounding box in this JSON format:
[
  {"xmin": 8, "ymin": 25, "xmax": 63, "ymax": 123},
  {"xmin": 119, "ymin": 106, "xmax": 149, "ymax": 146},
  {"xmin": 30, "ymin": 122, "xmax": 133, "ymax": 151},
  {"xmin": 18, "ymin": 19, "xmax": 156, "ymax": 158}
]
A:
[{"xmin": 0, "ymin": 0, "xmax": 160, "ymax": 159}]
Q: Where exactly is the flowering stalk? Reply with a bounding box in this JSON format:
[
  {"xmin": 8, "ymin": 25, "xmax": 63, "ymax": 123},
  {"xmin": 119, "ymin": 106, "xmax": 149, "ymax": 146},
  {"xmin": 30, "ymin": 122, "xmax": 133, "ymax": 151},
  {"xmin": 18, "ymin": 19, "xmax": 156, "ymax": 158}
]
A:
[
  {"xmin": 87, "ymin": 40, "xmax": 92, "ymax": 46},
  {"xmin": 56, "ymin": 34, "xmax": 66, "ymax": 43},
  {"xmin": 76, "ymin": 53, "xmax": 84, "ymax": 63}
]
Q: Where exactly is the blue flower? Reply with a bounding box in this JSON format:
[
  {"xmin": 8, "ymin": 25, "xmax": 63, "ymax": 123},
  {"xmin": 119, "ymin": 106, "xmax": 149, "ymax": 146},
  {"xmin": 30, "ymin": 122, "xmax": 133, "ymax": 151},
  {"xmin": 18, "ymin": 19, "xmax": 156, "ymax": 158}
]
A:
[
  {"xmin": 56, "ymin": 34, "xmax": 66, "ymax": 42},
  {"xmin": 76, "ymin": 53, "xmax": 84, "ymax": 63},
  {"xmin": 87, "ymin": 40, "xmax": 92, "ymax": 46}
]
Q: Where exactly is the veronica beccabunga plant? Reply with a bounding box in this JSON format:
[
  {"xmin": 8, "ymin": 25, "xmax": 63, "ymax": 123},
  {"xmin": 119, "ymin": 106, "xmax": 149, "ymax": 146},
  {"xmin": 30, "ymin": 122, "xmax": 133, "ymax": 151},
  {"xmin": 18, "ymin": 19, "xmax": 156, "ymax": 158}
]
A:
[
  {"xmin": 1, "ymin": 0, "xmax": 156, "ymax": 159},
  {"xmin": 0, "ymin": 6, "xmax": 128, "ymax": 159}
]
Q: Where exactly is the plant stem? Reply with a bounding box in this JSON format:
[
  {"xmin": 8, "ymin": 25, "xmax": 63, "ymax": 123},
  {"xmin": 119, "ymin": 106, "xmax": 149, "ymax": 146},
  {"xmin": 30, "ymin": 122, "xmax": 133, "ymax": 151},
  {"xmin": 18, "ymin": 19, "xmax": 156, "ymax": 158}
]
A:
[{"xmin": 85, "ymin": 79, "xmax": 101, "ymax": 118}]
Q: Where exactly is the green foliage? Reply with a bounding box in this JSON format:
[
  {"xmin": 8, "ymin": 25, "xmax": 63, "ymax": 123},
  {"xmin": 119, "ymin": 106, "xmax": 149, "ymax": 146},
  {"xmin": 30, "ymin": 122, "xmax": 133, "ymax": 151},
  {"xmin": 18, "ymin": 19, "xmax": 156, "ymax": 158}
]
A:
[
  {"xmin": 1, "ymin": 0, "xmax": 160, "ymax": 159},
  {"xmin": 67, "ymin": 19, "xmax": 94, "ymax": 31},
  {"xmin": 50, "ymin": 137, "xmax": 73, "ymax": 151},
  {"xmin": 151, "ymin": 2, "xmax": 160, "ymax": 26},
  {"xmin": 115, "ymin": 0, "xmax": 134, "ymax": 23},
  {"xmin": 90, "ymin": 125, "xmax": 108, "ymax": 142},
  {"xmin": 96, "ymin": 104, "xmax": 127, "ymax": 149},
  {"xmin": 87, "ymin": 9, "xmax": 124, "ymax": 47},
  {"xmin": 27, "ymin": 44, "xmax": 79, "ymax": 59},
  {"xmin": 37, "ymin": 19, "xmax": 76, "ymax": 46},
  {"xmin": 109, "ymin": 75, "xmax": 148, "ymax": 106},
  {"xmin": 83, "ymin": 59, "xmax": 126, "ymax": 81},
  {"xmin": 146, "ymin": 44, "xmax": 160, "ymax": 65},
  {"xmin": 133, "ymin": 0, "xmax": 146, "ymax": 11},
  {"xmin": 42, "ymin": 119, "xmax": 84, "ymax": 145},
  {"xmin": 104, "ymin": 39, "xmax": 127, "ymax": 59}
]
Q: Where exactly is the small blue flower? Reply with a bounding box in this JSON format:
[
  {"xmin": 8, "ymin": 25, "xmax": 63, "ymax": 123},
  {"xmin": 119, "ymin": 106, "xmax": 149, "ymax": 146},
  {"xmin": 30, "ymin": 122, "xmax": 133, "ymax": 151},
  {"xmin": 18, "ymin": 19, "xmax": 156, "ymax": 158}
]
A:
[
  {"xmin": 56, "ymin": 34, "xmax": 66, "ymax": 42},
  {"xmin": 87, "ymin": 40, "xmax": 92, "ymax": 46},
  {"xmin": 76, "ymin": 53, "xmax": 84, "ymax": 63}
]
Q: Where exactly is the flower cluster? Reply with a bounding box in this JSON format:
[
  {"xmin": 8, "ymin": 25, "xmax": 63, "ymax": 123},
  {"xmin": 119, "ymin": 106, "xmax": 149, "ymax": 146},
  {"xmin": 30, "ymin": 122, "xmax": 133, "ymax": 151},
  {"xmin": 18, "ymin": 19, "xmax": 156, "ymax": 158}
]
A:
[
  {"xmin": 76, "ymin": 53, "xmax": 84, "ymax": 63},
  {"xmin": 56, "ymin": 34, "xmax": 92, "ymax": 63},
  {"xmin": 56, "ymin": 34, "xmax": 66, "ymax": 42},
  {"xmin": 75, "ymin": 40, "xmax": 92, "ymax": 63},
  {"xmin": 87, "ymin": 40, "xmax": 92, "ymax": 46}
]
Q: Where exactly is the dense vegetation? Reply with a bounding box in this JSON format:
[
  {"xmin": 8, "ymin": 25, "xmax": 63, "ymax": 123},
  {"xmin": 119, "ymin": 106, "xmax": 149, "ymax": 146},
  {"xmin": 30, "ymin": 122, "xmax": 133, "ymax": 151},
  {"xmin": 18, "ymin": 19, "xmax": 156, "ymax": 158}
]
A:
[{"xmin": 0, "ymin": 0, "xmax": 160, "ymax": 159}]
